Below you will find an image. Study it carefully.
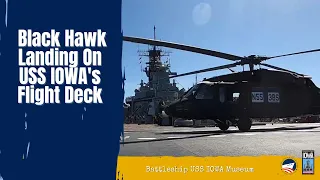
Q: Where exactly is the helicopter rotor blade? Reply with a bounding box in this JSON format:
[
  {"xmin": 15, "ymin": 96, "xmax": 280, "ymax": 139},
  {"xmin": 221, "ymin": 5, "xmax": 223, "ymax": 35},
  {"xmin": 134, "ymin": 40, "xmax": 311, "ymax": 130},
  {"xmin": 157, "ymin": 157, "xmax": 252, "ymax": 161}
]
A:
[
  {"xmin": 260, "ymin": 63, "xmax": 305, "ymax": 76},
  {"xmin": 123, "ymin": 36, "xmax": 242, "ymax": 61},
  {"xmin": 265, "ymin": 49, "xmax": 320, "ymax": 60},
  {"xmin": 168, "ymin": 62, "xmax": 241, "ymax": 79}
]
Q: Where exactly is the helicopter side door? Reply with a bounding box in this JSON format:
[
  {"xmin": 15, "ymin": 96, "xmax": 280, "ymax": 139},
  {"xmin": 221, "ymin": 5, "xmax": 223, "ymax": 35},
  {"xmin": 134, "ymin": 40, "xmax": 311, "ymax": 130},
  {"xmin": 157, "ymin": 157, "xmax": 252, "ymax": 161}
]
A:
[
  {"xmin": 193, "ymin": 84, "xmax": 215, "ymax": 119},
  {"xmin": 216, "ymin": 85, "xmax": 243, "ymax": 119}
]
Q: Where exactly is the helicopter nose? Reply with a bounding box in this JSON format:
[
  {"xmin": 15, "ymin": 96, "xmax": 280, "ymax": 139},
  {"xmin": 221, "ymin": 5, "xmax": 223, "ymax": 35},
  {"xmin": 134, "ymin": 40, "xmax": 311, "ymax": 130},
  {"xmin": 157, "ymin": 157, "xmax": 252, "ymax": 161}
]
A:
[{"xmin": 164, "ymin": 104, "xmax": 175, "ymax": 116}]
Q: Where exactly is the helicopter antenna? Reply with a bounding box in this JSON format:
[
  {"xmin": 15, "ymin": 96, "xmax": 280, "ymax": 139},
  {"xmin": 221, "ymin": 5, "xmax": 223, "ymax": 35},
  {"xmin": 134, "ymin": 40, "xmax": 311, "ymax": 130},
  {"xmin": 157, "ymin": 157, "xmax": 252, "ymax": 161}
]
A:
[{"xmin": 195, "ymin": 74, "xmax": 198, "ymax": 84}]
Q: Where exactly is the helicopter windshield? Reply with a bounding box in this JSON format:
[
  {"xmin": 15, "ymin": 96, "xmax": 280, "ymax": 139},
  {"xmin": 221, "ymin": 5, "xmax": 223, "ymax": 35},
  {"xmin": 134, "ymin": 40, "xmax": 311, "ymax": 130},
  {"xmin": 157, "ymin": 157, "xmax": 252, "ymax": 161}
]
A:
[
  {"xmin": 183, "ymin": 84, "xmax": 200, "ymax": 98},
  {"xmin": 195, "ymin": 84, "xmax": 214, "ymax": 99}
]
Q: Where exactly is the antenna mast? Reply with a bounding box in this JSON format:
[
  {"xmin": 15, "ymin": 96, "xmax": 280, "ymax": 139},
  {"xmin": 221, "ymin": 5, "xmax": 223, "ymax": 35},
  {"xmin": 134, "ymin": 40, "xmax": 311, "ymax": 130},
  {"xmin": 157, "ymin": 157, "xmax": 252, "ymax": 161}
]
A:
[
  {"xmin": 153, "ymin": 25, "xmax": 156, "ymax": 51},
  {"xmin": 154, "ymin": 25, "xmax": 156, "ymax": 40},
  {"xmin": 137, "ymin": 26, "xmax": 171, "ymax": 85}
]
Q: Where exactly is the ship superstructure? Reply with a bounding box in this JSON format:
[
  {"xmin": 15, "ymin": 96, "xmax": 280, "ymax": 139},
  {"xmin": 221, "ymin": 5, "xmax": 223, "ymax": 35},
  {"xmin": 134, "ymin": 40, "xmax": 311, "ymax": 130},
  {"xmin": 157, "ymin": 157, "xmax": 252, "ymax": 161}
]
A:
[{"xmin": 125, "ymin": 26, "xmax": 185, "ymax": 124}]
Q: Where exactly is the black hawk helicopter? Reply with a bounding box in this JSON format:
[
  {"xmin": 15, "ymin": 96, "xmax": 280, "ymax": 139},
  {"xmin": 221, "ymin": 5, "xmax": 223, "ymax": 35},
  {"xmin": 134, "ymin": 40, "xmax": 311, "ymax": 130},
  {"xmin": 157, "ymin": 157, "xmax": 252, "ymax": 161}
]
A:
[{"xmin": 123, "ymin": 36, "xmax": 320, "ymax": 132}]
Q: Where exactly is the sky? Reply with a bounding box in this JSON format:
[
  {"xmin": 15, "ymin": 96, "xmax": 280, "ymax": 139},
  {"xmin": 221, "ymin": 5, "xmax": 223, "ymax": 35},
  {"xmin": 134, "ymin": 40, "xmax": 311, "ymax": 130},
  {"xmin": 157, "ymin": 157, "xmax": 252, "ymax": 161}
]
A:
[{"xmin": 122, "ymin": 0, "xmax": 320, "ymax": 97}]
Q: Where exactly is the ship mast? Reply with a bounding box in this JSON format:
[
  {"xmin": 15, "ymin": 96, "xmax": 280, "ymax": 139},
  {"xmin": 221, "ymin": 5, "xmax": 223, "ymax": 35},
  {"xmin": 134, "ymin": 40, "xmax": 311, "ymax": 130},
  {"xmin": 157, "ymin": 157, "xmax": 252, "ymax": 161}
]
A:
[
  {"xmin": 138, "ymin": 26, "xmax": 172, "ymax": 89},
  {"xmin": 125, "ymin": 27, "xmax": 185, "ymax": 125},
  {"xmin": 153, "ymin": 25, "xmax": 156, "ymax": 41}
]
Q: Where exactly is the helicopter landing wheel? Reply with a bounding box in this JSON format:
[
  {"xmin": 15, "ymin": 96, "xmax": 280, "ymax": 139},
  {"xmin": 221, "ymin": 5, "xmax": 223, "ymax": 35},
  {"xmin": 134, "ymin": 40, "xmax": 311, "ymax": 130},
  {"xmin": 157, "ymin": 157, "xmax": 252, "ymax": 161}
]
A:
[
  {"xmin": 218, "ymin": 120, "xmax": 230, "ymax": 131},
  {"xmin": 237, "ymin": 117, "xmax": 252, "ymax": 132}
]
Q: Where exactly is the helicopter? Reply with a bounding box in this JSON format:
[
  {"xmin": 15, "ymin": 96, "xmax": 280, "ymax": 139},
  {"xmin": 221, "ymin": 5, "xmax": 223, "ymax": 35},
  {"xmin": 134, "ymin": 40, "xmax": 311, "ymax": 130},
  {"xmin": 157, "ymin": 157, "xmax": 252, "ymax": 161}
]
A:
[{"xmin": 123, "ymin": 35, "xmax": 320, "ymax": 132}]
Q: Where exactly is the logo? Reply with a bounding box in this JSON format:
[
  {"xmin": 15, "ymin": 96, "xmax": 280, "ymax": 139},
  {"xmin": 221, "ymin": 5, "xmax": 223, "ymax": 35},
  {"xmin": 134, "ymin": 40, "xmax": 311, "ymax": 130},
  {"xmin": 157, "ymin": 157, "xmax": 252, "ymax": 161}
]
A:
[
  {"xmin": 282, "ymin": 159, "xmax": 297, "ymax": 174},
  {"xmin": 302, "ymin": 150, "xmax": 314, "ymax": 175}
]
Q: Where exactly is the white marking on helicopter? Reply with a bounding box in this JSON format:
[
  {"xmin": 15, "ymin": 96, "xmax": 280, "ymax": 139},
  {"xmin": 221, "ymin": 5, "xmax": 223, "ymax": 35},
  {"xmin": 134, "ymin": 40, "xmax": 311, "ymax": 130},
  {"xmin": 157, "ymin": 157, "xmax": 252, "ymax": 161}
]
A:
[
  {"xmin": 268, "ymin": 92, "xmax": 280, "ymax": 103},
  {"xmin": 137, "ymin": 137, "xmax": 157, "ymax": 140},
  {"xmin": 251, "ymin": 92, "xmax": 264, "ymax": 103},
  {"xmin": 200, "ymin": 81, "xmax": 236, "ymax": 85}
]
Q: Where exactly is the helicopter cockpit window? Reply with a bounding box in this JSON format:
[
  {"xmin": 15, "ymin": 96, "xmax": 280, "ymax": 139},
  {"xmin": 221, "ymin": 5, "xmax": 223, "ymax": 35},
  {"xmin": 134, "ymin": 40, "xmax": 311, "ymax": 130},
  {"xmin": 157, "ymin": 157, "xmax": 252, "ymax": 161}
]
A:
[
  {"xmin": 183, "ymin": 85, "xmax": 199, "ymax": 98},
  {"xmin": 195, "ymin": 84, "xmax": 214, "ymax": 99}
]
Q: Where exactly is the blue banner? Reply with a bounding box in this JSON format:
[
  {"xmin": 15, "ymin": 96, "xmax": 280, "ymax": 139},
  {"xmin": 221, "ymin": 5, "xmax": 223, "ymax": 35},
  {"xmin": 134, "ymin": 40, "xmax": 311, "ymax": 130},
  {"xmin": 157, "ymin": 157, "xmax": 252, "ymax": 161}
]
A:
[{"xmin": 0, "ymin": 0, "xmax": 123, "ymax": 180}]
